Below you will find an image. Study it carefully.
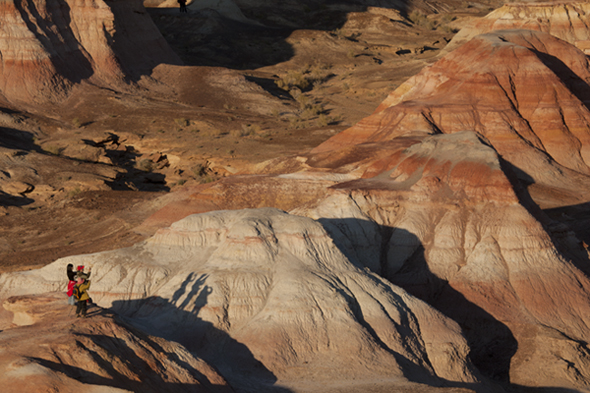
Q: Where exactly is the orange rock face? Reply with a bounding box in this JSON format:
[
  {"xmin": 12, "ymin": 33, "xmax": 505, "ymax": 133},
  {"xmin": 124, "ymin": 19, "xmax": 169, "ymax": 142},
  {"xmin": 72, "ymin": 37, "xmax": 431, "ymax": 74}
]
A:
[
  {"xmin": 314, "ymin": 29, "xmax": 590, "ymax": 207},
  {"xmin": 0, "ymin": 0, "xmax": 181, "ymax": 107}
]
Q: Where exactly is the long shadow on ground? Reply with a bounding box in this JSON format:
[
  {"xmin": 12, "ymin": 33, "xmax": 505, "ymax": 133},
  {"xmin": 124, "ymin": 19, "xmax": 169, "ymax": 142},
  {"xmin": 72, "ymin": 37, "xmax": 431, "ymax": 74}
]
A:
[{"xmin": 110, "ymin": 277, "xmax": 293, "ymax": 393}]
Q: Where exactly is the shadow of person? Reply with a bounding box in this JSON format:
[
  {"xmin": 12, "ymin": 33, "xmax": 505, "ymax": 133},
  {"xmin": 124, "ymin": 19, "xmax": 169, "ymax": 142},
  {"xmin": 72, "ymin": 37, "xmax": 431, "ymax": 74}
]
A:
[
  {"xmin": 111, "ymin": 279, "xmax": 293, "ymax": 393},
  {"xmin": 319, "ymin": 217, "xmax": 518, "ymax": 385}
]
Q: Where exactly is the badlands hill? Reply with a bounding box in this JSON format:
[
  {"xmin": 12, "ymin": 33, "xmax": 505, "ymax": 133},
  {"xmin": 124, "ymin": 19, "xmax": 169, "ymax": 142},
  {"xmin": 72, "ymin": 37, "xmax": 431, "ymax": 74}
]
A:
[
  {"xmin": 0, "ymin": 208, "xmax": 486, "ymax": 392},
  {"xmin": 0, "ymin": 0, "xmax": 182, "ymax": 108},
  {"xmin": 3, "ymin": 0, "xmax": 590, "ymax": 393},
  {"xmin": 316, "ymin": 28, "xmax": 590, "ymax": 208},
  {"xmin": 131, "ymin": 27, "xmax": 590, "ymax": 391}
]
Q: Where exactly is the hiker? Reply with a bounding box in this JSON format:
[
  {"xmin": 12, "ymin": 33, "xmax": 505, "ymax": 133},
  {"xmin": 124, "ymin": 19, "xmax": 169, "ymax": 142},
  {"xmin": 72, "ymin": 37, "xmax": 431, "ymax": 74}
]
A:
[
  {"xmin": 66, "ymin": 264, "xmax": 76, "ymax": 305},
  {"xmin": 178, "ymin": 0, "xmax": 187, "ymax": 13},
  {"xmin": 73, "ymin": 271, "xmax": 91, "ymax": 318}
]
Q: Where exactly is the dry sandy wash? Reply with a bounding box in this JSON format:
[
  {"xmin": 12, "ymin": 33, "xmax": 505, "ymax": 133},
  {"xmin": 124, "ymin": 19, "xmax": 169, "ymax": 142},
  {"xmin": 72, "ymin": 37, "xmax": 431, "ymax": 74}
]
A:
[{"xmin": 3, "ymin": 0, "xmax": 590, "ymax": 393}]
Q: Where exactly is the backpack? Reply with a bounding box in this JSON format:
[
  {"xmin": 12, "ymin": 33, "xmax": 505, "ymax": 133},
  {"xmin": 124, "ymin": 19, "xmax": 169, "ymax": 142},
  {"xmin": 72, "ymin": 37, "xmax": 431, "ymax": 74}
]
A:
[{"xmin": 73, "ymin": 285, "xmax": 82, "ymax": 300}]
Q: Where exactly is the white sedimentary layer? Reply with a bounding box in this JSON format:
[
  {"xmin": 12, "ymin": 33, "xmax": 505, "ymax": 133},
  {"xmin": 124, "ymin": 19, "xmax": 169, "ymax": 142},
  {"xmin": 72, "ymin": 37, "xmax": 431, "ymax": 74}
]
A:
[{"xmin": 0, "ymin": 207, "xmax": 481, "ymax": 385}]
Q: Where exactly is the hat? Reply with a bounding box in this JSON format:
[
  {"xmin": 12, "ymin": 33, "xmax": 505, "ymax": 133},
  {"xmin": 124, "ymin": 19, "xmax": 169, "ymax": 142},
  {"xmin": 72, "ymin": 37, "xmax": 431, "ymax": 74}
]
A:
[{"xmin": 77, "ymin": 265, "xmax": 84, "ymax": 271}]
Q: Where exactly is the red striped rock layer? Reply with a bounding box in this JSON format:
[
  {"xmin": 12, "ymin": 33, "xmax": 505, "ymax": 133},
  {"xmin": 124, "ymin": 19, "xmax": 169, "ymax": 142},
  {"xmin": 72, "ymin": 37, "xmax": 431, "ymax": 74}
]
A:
[
  {"xmin": 296, "ymin": 131, "xmax": 590, "ymax": 388},
  {"xmin": 313, "ymin": 30, "xmax": 590, "ymax": 207},
  {"xmin": 0, "ymin": 0, "xmax": 181, "ymax": 106}
]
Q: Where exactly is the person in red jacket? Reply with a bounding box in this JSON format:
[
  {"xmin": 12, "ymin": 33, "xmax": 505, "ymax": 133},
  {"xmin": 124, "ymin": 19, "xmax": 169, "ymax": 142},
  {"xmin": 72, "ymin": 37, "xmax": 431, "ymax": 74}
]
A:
[{"xmin": 66, "ymin": 264, "xmax": 76, "ymax": 305}]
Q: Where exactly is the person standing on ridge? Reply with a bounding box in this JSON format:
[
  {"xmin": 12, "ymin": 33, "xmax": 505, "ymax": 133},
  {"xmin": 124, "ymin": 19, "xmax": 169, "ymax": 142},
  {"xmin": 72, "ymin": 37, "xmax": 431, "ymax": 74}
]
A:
[
  {"xmin": 73, "ymin": 269, "xmax": 92, "ymax": 318},
  {"xmin": 66, "ymin": 264, "xmax": 76, "ymax": 306},
  {"xmin": 178, "ymin": 0, "xmax": 188, "ymax": 13}
]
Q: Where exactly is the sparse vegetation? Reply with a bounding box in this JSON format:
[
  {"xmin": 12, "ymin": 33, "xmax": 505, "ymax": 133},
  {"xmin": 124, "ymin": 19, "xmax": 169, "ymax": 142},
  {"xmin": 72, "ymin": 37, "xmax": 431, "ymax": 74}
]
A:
[
  {"xmin": 275, "ymin": 63, "xmax": 332, "ymax": 92},
  {"xmin": 409, "ymin": 10, "xmax": 436, "ymax": 30},
  {"xmin": 223, "ymin": 103, "xmax": 239, "ymax": 110},
  {"xmin": 276, "ymin": 70, "xmax": 309, "ymax": 91},
  {"xmin": 136, "ymin": 159, "xmax": 154, "ymax": 172},
  {"xmin": 316, "ymin": 114, "xmax": 330, "ymax": 127},
  {"xmin": 191, "ymin": 163, "xmax": 208, "ymax": 177},
  {"xmin": 44, "ymin": 145, "xmax": 65, "ymax": 156},
  {"xmin": 174, "ymin": 118, "xmax": 190, "ymax": 127},
  {"xmin": 331, "ymin": 28, "xmax": 347, "ymax": 39},
  {"xmin": 235, "ymin": 123, "xmax": 261, "ymax": 136},
  {"xmin": 68, "ymin": 187, "xmax": 81, "ymax": 198}
]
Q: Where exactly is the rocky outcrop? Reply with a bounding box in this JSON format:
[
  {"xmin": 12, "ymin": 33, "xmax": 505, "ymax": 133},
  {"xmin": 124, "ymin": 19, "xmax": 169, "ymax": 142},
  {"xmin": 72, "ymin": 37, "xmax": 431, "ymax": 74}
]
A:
[
  {"xmin": 0, "ymin": 293, "xmax": 232, "ymax": 393},
  {"xmin": 445, "ymin": 1, "xmax": 590, "ymax": 54},
  {"xmin": 0, "ymin": 208, "xmax": 484, "ymax": 390},
  {"xmin": 0, "ymin": 0, "xmax": 181, "ymax": 107}
]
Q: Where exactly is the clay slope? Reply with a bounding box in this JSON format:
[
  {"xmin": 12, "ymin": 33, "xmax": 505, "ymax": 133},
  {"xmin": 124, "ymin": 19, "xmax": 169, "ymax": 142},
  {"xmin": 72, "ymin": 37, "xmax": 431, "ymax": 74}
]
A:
[
  {"xmin": 295, "ymin": 131, "xmax": 590, "ymax": 388},
  {"xmin": 0, "ymin": 208, "xmax": 485, "ymax": 391},
  {"xmin": 315, "ymin": 29, "xmax": 590, "ymax": 208},
  {"xmin": 0, "ymin": 293, "xmax": 231, "ymax": 393},
  {"xmin": 0, "ymin": 0, "xmax": 181, "ymax": 107},
  {"xmin": 445, "ymin": 1, "xmax": 590, "ymax": 54}
]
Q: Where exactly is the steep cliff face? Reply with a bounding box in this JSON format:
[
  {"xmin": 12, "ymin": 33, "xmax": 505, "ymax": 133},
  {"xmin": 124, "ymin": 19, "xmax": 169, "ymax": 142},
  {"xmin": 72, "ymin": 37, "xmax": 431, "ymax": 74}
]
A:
[
  {"xmin": 0, "ymin": 208, "xmax": 484, "ymax": 389},
  {"xmin": 0, "ymin": 0, "xmax": 181, "ymax": 106},
  {"xmin": 314, "ymin": 29, "xmax": 590, "ymax": 207},
  {"xmin": 446, "ymin": 1, "xmax": 590, "ymax": 54}
]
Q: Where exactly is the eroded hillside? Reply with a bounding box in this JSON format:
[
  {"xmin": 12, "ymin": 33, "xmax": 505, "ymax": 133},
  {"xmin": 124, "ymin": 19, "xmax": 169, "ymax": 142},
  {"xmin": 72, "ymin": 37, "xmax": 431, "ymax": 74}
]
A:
[{"xmin": 3, "ymin": 1, "xmax": 590, "ymax": 393}]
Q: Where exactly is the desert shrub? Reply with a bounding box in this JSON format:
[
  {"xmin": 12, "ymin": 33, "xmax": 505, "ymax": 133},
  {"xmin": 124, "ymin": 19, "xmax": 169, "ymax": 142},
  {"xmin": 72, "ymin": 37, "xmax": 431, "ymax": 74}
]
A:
[
  {"xmin": 136, "ymin": 159, "xmax": 154, "ymax": 172},
  {"xmin": 316, "ymin": 114, "xmax": 330, "ymax": 127},
  {"xmin": 44, "ymin": 145, "xmax": 65, "ymax": 156},
  {"xmin": 275, "ymin": 63, "xmax": 332, "ymax": 92},
  {"xmin": 301, "ymin": 104, "xmax": 325, "ymax": 119},
  {"xmin": 289, "ymin": 117, "xmax": 305, "ymax": 129},
  {"xmin": 331, "ymin": 28, "xmax": 347, "ymax": 39},
  {"xmin": 296, "ymin": 94, "xmax": 311, "ymax": 108},
  {"xmin": 409, "ymin": 10, "xmax": 436, "ymax": 30},
  {"xmin": 174, "ymin": 118, "xmax": 190, "ymax": 127},
  {"xmin": 68, "ymin": 187, "xmax": 82, "ymax": 198},
  {"xmin": 243, "ymin": 124, "xmax": 261, "ymax": 135},
  {"xmin": 276, "ymin": 70, "xmax": 309, "ymax": 91},
  {"xmin": 290, "ymin": 88, "xmax": 302, "ymax": 100},
  {"xmin": 438, "ymin": 14, "xmax": 458, "ymax": 33},
  {"xmin": 199, "ymin": 175, "xmax": 216, "ymax": 184},
  {"xmin": 230, "ymin": 124, "xmax": 260, "ymax": 137}
]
